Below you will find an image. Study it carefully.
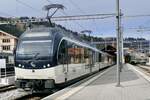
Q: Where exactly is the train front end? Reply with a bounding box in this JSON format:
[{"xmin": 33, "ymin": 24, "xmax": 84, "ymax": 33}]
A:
[{"xmin": 15, "ymin": 28, "xmax": 56, "ymax": 92}]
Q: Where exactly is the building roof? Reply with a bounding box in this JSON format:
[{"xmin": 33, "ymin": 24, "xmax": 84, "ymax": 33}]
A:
[
  {"xmin": 101, "ymin": 45, "xmax": 116, "ymax": 56},
  {"xmin": 0, "ymin": 30, "xmax": 18, "ymax": 39}
]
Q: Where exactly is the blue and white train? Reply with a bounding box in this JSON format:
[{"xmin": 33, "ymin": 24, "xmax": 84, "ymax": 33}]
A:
[{"xmin": 15, "ymin": 25, "xmax": 115, "ymax": 92}]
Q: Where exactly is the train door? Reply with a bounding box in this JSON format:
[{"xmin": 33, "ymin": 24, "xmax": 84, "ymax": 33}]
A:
[
  {"xmin": 67, "ymin": 43, "xmax": 83, "ymax": 80},
  {"xmin": 57, "ymin": 40, "xmax": 68, "ymax": 83},
  {"xmin": 63, "ymin": 41, "xmax": 69, "ymax": 82},
  {"xmin": 92, "ymin": 51, "xmax": 99, "ymax": 71},
  {"xmin": 91, "ymin": 51, "xmax": 99, "ymax": 72},
  {"xmin": 61, "ymin": 53, "xmax": 68, "ymax": 82},
  {"xmin": 89, "ymin": 50, "xmax": 93, "ymax": 73},
  {"xmin": 84, "ymin": 48, "xmax": 90, "ymax": 74},
  {"xmin": 98, "ymin": 53, "xmax": 102, "ymax": 70}
]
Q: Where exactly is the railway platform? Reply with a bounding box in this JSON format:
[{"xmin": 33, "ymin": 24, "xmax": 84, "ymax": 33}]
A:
[{"xmin": 43, "ymin": 64, "xmax": 150, "ymax": 100}]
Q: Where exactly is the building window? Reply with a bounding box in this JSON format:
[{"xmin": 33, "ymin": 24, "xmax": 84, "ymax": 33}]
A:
[
  {"xmin": 2, "ymin": 39, "xmax": 10, "ymax": 43},
  {"xmin": 2, "ymin": 46, "xmax": 11, "ymax": 51},
  {"xmin": 3, "ymin": 34, "xmax": 6, "ymax": 36}
]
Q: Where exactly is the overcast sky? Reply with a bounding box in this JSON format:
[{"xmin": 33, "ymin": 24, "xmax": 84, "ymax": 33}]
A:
[{"xmin": 0, "ymin": 0, "xmax": 150, "ymax": 39}]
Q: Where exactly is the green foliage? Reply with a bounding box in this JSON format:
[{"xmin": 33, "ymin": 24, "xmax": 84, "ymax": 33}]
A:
[{"xmin": 0, "ymin": 24, "xmax": 24, "ymax": 37}]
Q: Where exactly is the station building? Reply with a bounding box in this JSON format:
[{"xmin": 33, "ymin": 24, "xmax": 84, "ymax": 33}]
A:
[
  {"xmin": 0, "ymin": 30, "xmax": 17, "ymax": 54},
  {"xmin": 0, "ymin": 30, "xmax": 18, "ymax": 65}
]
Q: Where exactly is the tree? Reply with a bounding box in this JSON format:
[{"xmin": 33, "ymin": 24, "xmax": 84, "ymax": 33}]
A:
[{"xmin": 0, "ymin": 24, "xmax": 24, "ymax": 37}]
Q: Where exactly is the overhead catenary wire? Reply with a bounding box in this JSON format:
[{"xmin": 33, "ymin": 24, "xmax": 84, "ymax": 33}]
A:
[
  {"xmin": 46, "ymin": 0, "xmax": 86, "ymax": 30},
  {"xmin": 45, "ymin": 0, "xmax": 70, "ymax": 27},
  {"xmin": 67, "ymin": 0, "xmax": 97, "ymax": 33},
  {"xmin": 51, "ymin": 14, "xmax": 115, "ymax": 21},
  {"xmin": 124, "ymin": 14, "xmax": 150, "ymax": 18},
  {"xmin": 67, "ymin": 0, "xmax": 99, "ymax": 34},
  {"xmin": 38, "ymin": 12, "xmax": 150, "ymax": 21},
  {"xmin": 45, "ymin": 0, "xmax": 114, "ymax": 31},
  {"xmin": 60, "ymin": 10, "xmax": 85, "ymax": 29},
  {"xmin": 68, "ymin": 0, "xmax": 111, "ymax": 29},
  {"xmin": 67, "ymin": 0, "xmax": 86, "ymax": 14},
  {"xmin": 16, "ymin": 0, "xmax": 44, "ymax": 15},
  {"xmin": 48, "ymin": 13, "xmax": 150, "ymax": 21},
  {"xmin": 9, "ymin": 13, "xmax": 150, "ymax": 22}
]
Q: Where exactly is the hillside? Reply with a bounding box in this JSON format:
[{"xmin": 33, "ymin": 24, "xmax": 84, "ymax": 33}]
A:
[{"xmin": 0, "ymin": 24, "xmax": 25, "ymax": 37}]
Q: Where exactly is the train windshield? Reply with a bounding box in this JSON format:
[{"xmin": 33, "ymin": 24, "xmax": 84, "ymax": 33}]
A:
[
  {"xmin": 17, "ymin": 29, "xmax": 53, "ymax": 57},
  {"xmin": 17, "ymin": 40, "xmax": 52, "ymax": 57}
]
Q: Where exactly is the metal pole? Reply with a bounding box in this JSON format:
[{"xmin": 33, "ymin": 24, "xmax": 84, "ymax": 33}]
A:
[
  {"xmin": 149, "ymin": 40, "xmax": 150, "ymax": 54},
  {"xmin": 105, "ymin": 38, "xmax": 106, "ymax": 51},
  {"xmin": 0, "ymin": 68, "xmax": 2, "ymax": 78},
  {"xmin": 116, "ymin": 0, "xmax": 121, "ymax": 86},
  {"xmin": 120, "ymin": 9, "xmax": 124, "ymax": 71},
  {"xmin": 121, "ymin": 28, "xmax": 124, "ymax": 64}
]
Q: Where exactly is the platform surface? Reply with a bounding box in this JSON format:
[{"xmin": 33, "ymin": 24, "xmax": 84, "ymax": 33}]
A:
[{"xmin": 43, "ymin": 64, "xmax": 150, "ymax": 100}]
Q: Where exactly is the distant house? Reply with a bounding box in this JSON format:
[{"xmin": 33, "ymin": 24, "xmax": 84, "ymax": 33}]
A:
[
  {"xmin": 0, "ymin": 30, "xmax": 18, "ymax": 54},
  {"xmin": 0, "ymin": 30, "xmax": 18, "ymax": 65}
]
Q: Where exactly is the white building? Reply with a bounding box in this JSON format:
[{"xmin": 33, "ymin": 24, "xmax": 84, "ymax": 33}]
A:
[{"xmin": 0, "ymin": 30, "xmax": 18, "ymax": 54}]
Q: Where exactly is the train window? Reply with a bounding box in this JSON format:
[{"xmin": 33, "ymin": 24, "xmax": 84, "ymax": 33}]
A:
[
  {"xmin": 80, "ymin": 47, "xmax": 85, "ymax": 63},
  {"xmin": 67, "ymin": 42, "xmax": 75, "ymax": 64},
  {"xmin": 84, "ymin": 48, "xmax": 91, "ymax": 65},
  {"xmin": 95, "ymin": 52, "xmax": 99, "ymax": 62},
  {"xmin": 99, "ymin": 53, "xmax": 102, "ymax": 62},
  {"xmin": 101, "ymin": 54, "xmax": 105, "ymax": 62},
  {"xmin": 74, "ymin": 45, "xmax": 83, "ymax": 64},
  {"xmin": 57, "ymin": 40, "xmax": 102, "ymax": 65},
  {"xmin": 58, "ymin": 40, "xmax": 88, "ymax": 64},
  {"xmin": 17, "ymin": 40, "xmax": 52, "ymax": 57},
  {"xmin": 58, "ymin": 40, "xmax": 68, "ymax": 64},
  {"xmin": 68, "ymin": 44, "xmax": 86, "ymax": 64},
  {"xmin": 92, "ymin": 51, "xmax": 96, "ymax": 64}
]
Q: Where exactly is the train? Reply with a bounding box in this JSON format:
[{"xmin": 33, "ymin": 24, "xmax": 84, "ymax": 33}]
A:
[
  {"xmin": 125, "ymin": 52, "xmax": 148, "ymax": 65},
  {"xmin": 14, "ymin": 24, "xmax": 115, "ymax": 92}
]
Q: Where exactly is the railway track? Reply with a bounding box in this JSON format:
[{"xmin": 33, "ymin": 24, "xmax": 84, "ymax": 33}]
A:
[
  {"xmin": 0, "ymin": 89, "xmax": 28, "ymax": 100},
  {"xmin": 13, "ymin": 69, "xmax": 107, "ymax": 100},
  {"xmin": 137, "ymin": 64, "xmax": 150, "ymax": 75},
  {"xmin": 15, "ymin": 88, "xmax": 60, "ymax": 100},
  {"xmin": 0, "ymin": 65, "xmax": 113, "ymax": 100}
]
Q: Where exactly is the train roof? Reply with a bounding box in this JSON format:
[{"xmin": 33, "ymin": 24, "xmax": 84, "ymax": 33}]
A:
[
  {"xmin": 20, "ymin": 26, "xmax": 112, "ymax": 56},
  {"xmin": 57, "ymin": 30, "xmax": 111, "ymax": 56}
]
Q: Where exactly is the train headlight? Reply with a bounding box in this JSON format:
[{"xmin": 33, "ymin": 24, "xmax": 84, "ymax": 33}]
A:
[
  {"xmin": 47, "ymin": 64, "xmax": 50, "ymax": 67},
  {"xmin": 43, "ymin": 65, "xmax": 46, "ymax": 68},
  {"xmin": 22, "ymin": 65, "xmax": 24, "ymax": 68},
  {"xmin": 18, "ymin": 64, "xmax": 21, "ymax": 67}
]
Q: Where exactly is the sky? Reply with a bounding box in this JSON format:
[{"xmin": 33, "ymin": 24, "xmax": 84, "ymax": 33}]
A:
[{"xmin": 0, "ymin": 0, "xmax": 150, "ymax": 39}]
